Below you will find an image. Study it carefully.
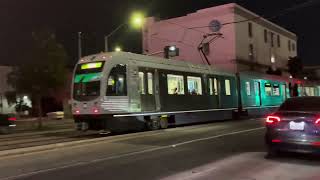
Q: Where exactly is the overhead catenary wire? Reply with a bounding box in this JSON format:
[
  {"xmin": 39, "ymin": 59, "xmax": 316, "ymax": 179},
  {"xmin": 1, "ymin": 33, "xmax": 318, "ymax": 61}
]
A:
[{"xmin": 188, "ymin": 0, "xmax": 320, "ymax": 29}]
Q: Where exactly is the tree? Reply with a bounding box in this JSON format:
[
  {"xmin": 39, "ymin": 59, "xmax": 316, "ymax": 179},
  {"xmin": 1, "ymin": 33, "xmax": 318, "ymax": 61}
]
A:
[
  {"xmin": 7, "ymin": 30, "xmax": 68, "ymax": 128},
  {"xmin": 288, "ymin": 56, "xmax": 303, "ymax": 78}
]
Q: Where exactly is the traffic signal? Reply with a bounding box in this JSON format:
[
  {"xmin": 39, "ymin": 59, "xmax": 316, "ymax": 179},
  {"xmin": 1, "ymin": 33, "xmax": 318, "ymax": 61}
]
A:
[{"xmin": 164, "ymin": 46, "xmax": 179, "ymax": 59}]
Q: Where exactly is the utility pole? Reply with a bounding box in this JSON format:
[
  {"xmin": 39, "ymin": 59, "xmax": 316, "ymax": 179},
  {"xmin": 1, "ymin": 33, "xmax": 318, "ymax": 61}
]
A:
[
  {"xmin": 104, "ymin": 23, "xmax": 126, "ymax": 52},
  {"xmin": 0, "ymin": 94, "xmax": 3, "ymax": 114},
  {"xmin": 78, "ymin": 32, "xmax": 82, "ymax": 60},
  {"xmin": 104, "ymin": 36, "xmax": 108, "ymax": 52}
]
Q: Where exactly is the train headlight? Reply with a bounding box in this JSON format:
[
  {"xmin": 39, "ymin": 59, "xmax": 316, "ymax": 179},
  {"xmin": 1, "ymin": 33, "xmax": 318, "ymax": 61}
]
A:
[{"xmin": 93, "ymin": 108, "xmax": 99, "ymax": 114}]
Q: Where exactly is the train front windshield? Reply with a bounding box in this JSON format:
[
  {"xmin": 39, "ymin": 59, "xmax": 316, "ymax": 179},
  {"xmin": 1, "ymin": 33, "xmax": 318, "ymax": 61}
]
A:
[{"xmin": 73, "ymin": 62, "xmax": 105, "ymax": 101}]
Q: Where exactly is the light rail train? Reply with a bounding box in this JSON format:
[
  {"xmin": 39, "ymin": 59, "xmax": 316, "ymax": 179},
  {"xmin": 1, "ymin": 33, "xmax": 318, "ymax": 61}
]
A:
[{"xmin": 72, "ymin": 52, "xmax": 320, "ymax": 132}]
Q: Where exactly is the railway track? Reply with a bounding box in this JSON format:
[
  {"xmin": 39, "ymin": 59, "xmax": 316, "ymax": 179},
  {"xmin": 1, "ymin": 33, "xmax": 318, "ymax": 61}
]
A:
[{"xmin": 0, "ymin": 130, "xmax": 102, "ymax": 151}]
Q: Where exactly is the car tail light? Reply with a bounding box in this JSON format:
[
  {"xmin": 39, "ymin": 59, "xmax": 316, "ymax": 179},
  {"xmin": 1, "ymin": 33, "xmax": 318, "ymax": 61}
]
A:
[
  {"xmin": 75, "ymin": 110, "xmax": 80, "ymax": 114},
  {"xmin": 266, "ymin": 116, "xmax": 281, "ymax": 125},
  {"xmin": 312, "ymin": 142, "xmax": 320, "ymax": 146},
  {"xmin": 315, "ymin": 118, "xmax": 320, "ymax": 125},
  {"xmin": 8, "ymin": 117, "xmax": 16, "ymax": 121},
  {"xmin": 272, "ymin": 139, "xmax": 282, "ymax": 143}
]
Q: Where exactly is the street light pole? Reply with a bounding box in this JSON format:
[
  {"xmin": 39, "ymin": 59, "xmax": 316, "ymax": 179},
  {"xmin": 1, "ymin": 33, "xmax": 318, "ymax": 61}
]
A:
[
  {"xmin": 78, "ymin": 32, "xmax": 82, "ymax": 59},
  {"xmin": 104, "ymin": 23, "xmax": 126, "ymax": 52}
]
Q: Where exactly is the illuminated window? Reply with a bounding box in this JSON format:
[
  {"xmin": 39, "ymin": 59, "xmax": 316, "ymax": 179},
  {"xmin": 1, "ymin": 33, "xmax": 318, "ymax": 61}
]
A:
[
  {"xmin": 138, "ymin": 72, "xmax": 145, "ymax": 94},
  {"xmin": 246, "ymin": 82, "xmax": 251, "ymax": 96},
  {"xmin": 271, "ymin": 55, "xmax": 276, "ymax": 63},
  {"xmin": 265, "ymin": 83, "xmax": 272, "ymax": 96},
  {"xmin": 187, "ymin": 76, "xmax": 202, "ymax": 95},
  {"xmin": 311, "ymin": 87, "xmax": 315, "ymax": 96},
  {"xmin": 273, "ymin": 84, "xmax": 280, "ymax": 96},
  {"xmin": 147, "ymin": 73, "xmax": 153, "ymax": 95},
  {"xmin": 209, "ymin": 78, "xmax": 219, "ymax": 95},
  {"xmin": 225, "ymin": 79, "xmax": 231, "ymax": 96},
  {"xmin": 106, "ymin": 64, "xmax": 127, "ymax": 96},
  {"xmin": 167, "ymin": 74, "xmax": 184, "ymax": 95},
  {"xmin": 305, "ymin": 87, "xmax": 315, "ymax": 96}
]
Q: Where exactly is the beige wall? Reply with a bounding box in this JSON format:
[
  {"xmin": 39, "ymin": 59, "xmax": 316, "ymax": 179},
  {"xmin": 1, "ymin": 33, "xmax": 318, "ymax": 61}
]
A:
[{"xmin": 234, "ymin": 6, "xmax": 297, "ymax": 74}]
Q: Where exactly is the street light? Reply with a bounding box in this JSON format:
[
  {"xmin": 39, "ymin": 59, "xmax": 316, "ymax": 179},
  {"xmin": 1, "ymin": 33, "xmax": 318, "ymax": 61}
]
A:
[
  {"xmin": 104, "ymin": 11, "xmax": 145, "ymax": 52},
  {"xmin": 130, "ymin": 12, "xmax": 145, "ymax": 29}
]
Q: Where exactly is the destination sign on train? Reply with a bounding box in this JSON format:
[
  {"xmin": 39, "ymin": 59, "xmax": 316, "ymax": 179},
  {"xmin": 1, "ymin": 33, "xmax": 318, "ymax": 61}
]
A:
[{"xmin": 81, "ymin": 62, "xmax": 103, "ymax": 70}]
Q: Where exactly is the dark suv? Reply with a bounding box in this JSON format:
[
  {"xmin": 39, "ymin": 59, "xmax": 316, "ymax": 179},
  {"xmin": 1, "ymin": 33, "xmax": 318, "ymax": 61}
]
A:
[{"xmin": 0, "ymin": 114, "xmax": 16, "ymax": 134}]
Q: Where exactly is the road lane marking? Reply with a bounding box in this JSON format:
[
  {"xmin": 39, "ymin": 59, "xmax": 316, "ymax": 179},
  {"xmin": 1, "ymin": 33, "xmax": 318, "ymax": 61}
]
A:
[
  {"xmin": 171, "ymin": 127, "xmax": 264, "ymax": 147},
  {"xmin": 1, "ymin": 127, "xmax": 264, "ymax": 180}
]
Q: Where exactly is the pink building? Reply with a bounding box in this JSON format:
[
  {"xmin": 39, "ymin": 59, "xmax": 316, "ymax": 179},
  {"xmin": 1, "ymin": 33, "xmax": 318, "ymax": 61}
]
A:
[{"xmin": 143, "ymin": 3, "xmax": 297, "ymax": 75}]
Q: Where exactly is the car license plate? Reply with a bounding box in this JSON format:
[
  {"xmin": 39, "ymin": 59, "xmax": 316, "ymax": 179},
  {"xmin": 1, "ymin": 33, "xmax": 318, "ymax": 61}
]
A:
[{"xmin": 289, "ymin": 121, "xmax": 305, "ymax": 131}]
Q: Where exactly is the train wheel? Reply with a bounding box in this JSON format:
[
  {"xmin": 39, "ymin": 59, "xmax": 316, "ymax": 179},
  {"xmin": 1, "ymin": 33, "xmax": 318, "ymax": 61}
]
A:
[
  {"xmin": 160, "ymin": 116, "xmax": 168, "ymax": 129},
  {"xmin": 146, "ymin": 118, "xmax": 160, "ymax": 131}
]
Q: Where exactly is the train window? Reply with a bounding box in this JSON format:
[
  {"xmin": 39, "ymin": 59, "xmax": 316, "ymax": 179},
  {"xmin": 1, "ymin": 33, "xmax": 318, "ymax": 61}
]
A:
[
  {"xmin": 138, "ymin": 72, "xmax": 145, "ymax": 94},
  {"xmin": 273, "ymin": 84, "xmax": 280, "ymax": 96},
  {"xmin": 147, "ymin": 73, "xmax": 153, "ymax": 95},
  {"xmin": 187, "ymin": 76, "xmax": 202, "ymax": 95},
  {"xmin": 246, "ymin": 82, "xmax": 251, "ymax": 96},
  {"xmin": 225, "ymin": 79, "xmax": 231, "ymax": 96},
  {"xmin": 106, "ymin": 64, "xmax": 127, "ymax": 96},
  {"xmin": 209, "ymin": 78, "xmax": 218, "ymax": 95},
  {"xmin": 265, "ymin": 83, "xmax": 272, "ymax": 96},
  {"xmin": 214, "ymin": 78, "xmax": 218, "ymax": 95},
  {"xmin": 304, "ymin": 87, "xmax": 314, "ymax": 96},
  {"xmin": 167, "ymin": 74, "xmax": 185, "ymax": 95},
  {"xmin": 209, "ymin": 78, "xmax": 214, "ymax": 95}
]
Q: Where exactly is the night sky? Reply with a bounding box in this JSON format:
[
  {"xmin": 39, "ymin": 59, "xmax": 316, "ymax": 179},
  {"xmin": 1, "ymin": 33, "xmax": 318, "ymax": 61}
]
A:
[{"xmin": 1, "ymin": 0, "xmax": 320, "ymax": 67}]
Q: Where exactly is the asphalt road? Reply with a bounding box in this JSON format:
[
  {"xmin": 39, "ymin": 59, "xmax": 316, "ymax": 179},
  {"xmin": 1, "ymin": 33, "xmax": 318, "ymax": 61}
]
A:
[{"xmin": 0, "ymin": 119, "xmax": 320, "ymax": 180}]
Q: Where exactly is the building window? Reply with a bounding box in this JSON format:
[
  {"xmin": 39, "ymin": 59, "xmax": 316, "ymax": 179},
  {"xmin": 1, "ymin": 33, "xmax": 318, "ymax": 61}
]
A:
[
  {"xmin": 248, "ymin": 22, "xmax": 253, "ymax": 38},
  {"xmin": 249, "ymin": 44, "xmax": 254, "ymax": 61},
  {"xmin": 288, "ymin": 40, "xmax": 291, "ymax": 51},
  {"xmin": 187, "ymin": 76, "xmax": 202, "ymax": 95},
  {"xmin": 273, "ymin": 84, "xmax": 280, "ymax": 96},
  {"xmin": 167, "ymin": 74, "xmax": 184, "ymax": 95},
  {"xmin": 271, "ymin": 32, "xmax": 274, "ymax": 47},
  {"xmin": 264, "ymin": 29, "xmax": 268, "ymax": 43},
  {"xmin": 292, "ymin": 43, "xmax": 296, "ymax": 51},
  {"xmin": 138, "ymin": 72, "xmax": 145, "ymax": 94},
  {"xmin": 265, "ymin": 83, "xmax": 272, "ymax": 96},
  {"xmin": 246, "ymin": 82, "xmax": 251, "ymax": 96},
  {"xmin": 271, "ymin": 54, "xmax": 276, "ymax": 64},
  {"xmin": 147, "ymin": 72, "xmax": 153, "ymax": 95},
  {"xmin": 225, "ymin": 79, "xmax": 231, "ymax": 96},
  {"xmin": 277, "ymin": 35, "xmax": 281, "ymax": 47}
]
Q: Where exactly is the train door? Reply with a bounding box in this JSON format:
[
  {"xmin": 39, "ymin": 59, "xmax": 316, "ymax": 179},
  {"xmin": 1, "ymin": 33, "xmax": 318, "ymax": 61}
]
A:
[
  {"xmin": 281, "ymin": 84, "xmax": 287, "ymax": 102},
  {"xmin": 138, "ymin": 68, "xmax": 157, "ymax": 112},
  {"xmin": 254, "ymin": 81, "xmax": 262, "ymax": 106}
]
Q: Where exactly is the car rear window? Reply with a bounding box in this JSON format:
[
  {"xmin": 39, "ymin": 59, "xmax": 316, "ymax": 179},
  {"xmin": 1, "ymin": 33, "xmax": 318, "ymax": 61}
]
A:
[{"xmin": 279, "ymin": 98, "xmax": 320, "ymax": 112}]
